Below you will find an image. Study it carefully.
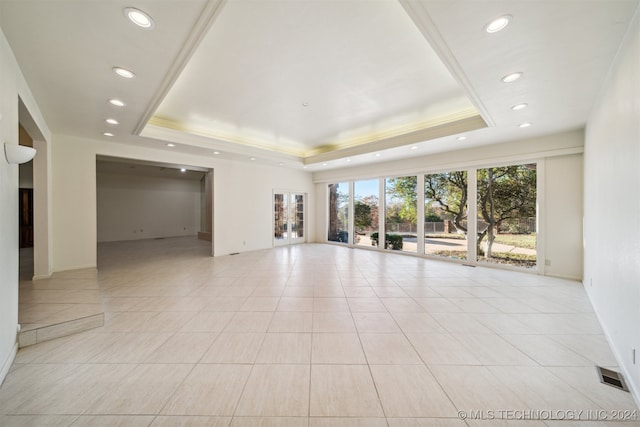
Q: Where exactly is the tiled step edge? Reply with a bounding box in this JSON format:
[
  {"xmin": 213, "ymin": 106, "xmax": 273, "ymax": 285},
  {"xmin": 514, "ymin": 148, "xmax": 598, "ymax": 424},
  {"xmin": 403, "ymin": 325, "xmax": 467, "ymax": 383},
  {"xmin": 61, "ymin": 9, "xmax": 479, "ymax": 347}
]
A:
[{"xmin": 18, "ymin": 313, "xmax": 104, "ymax": 348}]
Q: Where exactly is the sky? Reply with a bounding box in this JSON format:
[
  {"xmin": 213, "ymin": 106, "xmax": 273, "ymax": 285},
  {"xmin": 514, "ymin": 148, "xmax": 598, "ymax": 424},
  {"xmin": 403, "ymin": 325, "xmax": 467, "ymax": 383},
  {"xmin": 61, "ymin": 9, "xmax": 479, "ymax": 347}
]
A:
[
  {"xmin": 354, "ymin": 179, "xmax": 379, "ymax": 199},
  {"xmin": 340, "ymin": 178, "xmax": 412, "ymax": 200}
]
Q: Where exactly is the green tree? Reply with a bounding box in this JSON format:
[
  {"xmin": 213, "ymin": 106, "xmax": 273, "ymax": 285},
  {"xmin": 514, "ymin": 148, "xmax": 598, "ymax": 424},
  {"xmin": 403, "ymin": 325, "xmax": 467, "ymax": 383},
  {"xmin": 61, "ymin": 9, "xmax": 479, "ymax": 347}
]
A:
[
  {"xmin": 425, "ymin": 212, "xmax": 443, "ymax": 222},
  {"xmin": 477, "ymin": 165, "xmax": 536, "ymax": 258},
  {"xmin": 386, "ymin": 176, "xmax": 417, "ymax": 224},
  {"xmin": 354, "ymin": 200, "xmax": 372, "ymax": 232},
  {"xmin": 328, "ymin": 183, "xmax": 349, "ymax": 242},
  {"xmin": 424, "ymin": 166, "xmax": 536, "ymax": 259},
  {"xmin": 361, "ymin": 195, "xmax": 379, "ymax": 227},
  {"xmin": 424, "ymin": 171, "xmax": 468, "ymax": 233}
]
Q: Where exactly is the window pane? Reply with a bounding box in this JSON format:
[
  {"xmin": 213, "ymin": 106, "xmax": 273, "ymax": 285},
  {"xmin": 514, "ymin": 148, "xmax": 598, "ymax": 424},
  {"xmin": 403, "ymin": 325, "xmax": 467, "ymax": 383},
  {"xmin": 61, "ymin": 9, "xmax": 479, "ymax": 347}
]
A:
[
  {"xmin": 354, "ymin": 179, "xmax": 379, "ymax": 248},
  {"xmin": 476, "ymin": 164, "xmax": 537, "ymax": 268},
  {"xmin": 384, "ymin": 176, "xmax": 417, "ymax": 253},
  {"xmin": 274, "ymin": 193, "xmax": 287, "ymax": 241},
  {"xmin": 328, "ymin": 182, "xmax": 350, "ymax": 243},
  {"xmin": 292, "ymin": 194, "xmax": 304, "ymax": 239},
  {"xmin": 424, "ymin": 171, "xmax": 468, "ymax": 260}
]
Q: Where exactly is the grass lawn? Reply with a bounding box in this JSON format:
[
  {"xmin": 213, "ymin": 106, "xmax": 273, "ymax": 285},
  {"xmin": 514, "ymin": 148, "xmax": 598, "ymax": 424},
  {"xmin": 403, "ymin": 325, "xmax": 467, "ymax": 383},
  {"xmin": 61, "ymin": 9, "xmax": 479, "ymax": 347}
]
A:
[
  {"xmin": 426, "ymin": 233, "xmax": 535, "ymax": 249},
  {"xmin": 425, "ymin": 233, "xmax": 466, "ymax": 240},
  {"xmin": 429, "ymin": 232, "xmax": 537, "ymax": 269},
  {"xmin": 493, "ymin": 233, "xmax": 536, "ymax": 249}
]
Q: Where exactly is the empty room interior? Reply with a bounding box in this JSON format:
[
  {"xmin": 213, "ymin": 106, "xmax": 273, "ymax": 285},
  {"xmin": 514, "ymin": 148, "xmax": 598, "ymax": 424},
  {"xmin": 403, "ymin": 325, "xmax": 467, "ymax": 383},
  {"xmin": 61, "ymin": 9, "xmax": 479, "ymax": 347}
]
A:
[{"xmin": 0, "ymin": 0, "xmax": 639, "ymax": 426}]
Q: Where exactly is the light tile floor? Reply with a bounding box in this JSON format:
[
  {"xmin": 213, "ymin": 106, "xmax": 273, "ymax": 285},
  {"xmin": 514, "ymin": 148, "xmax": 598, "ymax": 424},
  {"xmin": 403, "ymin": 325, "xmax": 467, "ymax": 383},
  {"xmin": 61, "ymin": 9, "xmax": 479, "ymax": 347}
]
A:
[
  {"xmin": 2, "ymin": 237, "xmax": 639, "ymax": 426},
  {"xmin": 18, "ymin": 248, "xmax": 103, "ymax": 334}
]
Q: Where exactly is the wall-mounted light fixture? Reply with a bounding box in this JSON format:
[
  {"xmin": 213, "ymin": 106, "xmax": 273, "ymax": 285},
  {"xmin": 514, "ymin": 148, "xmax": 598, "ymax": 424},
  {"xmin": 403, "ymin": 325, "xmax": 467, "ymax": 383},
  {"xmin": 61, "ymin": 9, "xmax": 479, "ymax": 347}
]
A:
[{"xmin": 4, "ymin": 143, "xmax": 37, "ymax": 164}]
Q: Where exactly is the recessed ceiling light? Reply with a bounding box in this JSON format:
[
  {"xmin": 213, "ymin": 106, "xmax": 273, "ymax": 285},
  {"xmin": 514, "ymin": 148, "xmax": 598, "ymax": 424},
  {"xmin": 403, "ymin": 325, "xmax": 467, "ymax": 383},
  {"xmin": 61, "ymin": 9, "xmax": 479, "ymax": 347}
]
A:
[
  {"xmin": 511, "ymin": 103, "xmax": 528, "ymax": 111},
  {"xmin": 213, "ymin": 151, "xmax": 220, "ymax": 155},
  {"xmin": 345, "ymin": 158, "xmax": 351, "ymax": 162},
  {"xmin": 166, "ymin": 143, "xmax": 175, "ymax": 147},
  {"xmin": 279, "ymin": 162, "xmax": 284, "ymax": 166},
  {"xmin": 375, "ymin": 153, "xmax": 381, "ymax": 157},
  {"xmin": 303, "ymin": 166, "xmax": 307, "ymax": 169},
  {"xmin": 180, "ymin": 168, "xmax": 186, "ymax": 172},
  {"xmin": 113, "ymin": 67, "xmax": 135, "ymax": 79},
  {"xmin": 411, "ymin": 146, "xmax": 418, "ymax": 150},
  {"xmin": 105, "ymin": 118, "xmax": 119, "ymax": 125},
  {"xmin": 124, "ymin": 7, "xmax": 154, "ymax": 29},
  {"xmin": 519, "ymin": 122, "xmax": 532, "ymax": 128},
  {"xmin": 501, "ymin": 72, "xmax": 522, "ymax": 83},
  {"xmin": 103, "ymin": 132, "xmax": 114, "ymax": 137},
  {"xmin": 109, "ymin": 99, "xmax": 125, "ymax": 107},
  {"xmin": 485, "ymin": 15, "xmax": 511, "ymax": 33},
  {"xmin": 250, "ymin": 157, "xmax": 256, "ymax": 161},
  {"xmin": 322, "ymin": 163, "xmax": 328, "ymax": 166},
  {"xmin": 457, "ymin": 136, "xmax": 467, "ymax": 141}
]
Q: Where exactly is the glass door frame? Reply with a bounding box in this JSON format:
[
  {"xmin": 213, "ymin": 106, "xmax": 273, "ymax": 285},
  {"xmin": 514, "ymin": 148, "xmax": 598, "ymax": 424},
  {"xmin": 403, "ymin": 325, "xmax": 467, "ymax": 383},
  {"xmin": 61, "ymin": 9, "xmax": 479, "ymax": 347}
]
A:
[
  {"xmin": 323, "ymin": 158, "xmax": 543, "ymax": 274},
  {"xmin": 273, "ymin": 190, "xmax": 306, "ymax": 246}
]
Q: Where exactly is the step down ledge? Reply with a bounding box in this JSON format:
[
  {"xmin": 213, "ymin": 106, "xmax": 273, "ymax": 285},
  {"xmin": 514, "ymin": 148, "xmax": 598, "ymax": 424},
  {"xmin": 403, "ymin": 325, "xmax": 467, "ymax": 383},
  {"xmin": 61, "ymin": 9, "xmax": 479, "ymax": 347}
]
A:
[{"xmin": 18, "ymin": 313, "xmax": 104, "ymax": 348}]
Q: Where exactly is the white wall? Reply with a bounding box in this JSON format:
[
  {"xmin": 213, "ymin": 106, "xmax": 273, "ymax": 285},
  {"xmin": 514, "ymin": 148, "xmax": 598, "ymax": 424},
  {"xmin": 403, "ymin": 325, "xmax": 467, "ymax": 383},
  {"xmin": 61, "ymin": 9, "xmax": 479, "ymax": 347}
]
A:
[
  {"xmin": 0, "ymin": 27, "xmax": 20, "ymax": 386},
  {"xmin": 52, "ymin": 134, "xmax": 97, "ymax": 271},
  {"xmin": 313, "ymin": 130, "xmax": 584, "ymax": 280},
  {"xmin": 212, "ymin": 160, "xmax": 316, "ymax": 255},
  {"xmin": 544, "ymin": 154, "xmax": 583, "ymax": 279},
  {"xmin": 584, "ymin": 7, "xmax": 640, "ymax": 400},
  {"xmin": 97, "ymin": 172, "xmax": 201, "ymax": 242},
  {"xmin": 32, "ymin": 138, "xmax": 53, "ymax": 279},
  {"xmin": 51, "ymin": 134, "xmax": 316, "ymax": 271},
  {"xmin": 0, "ymin": 28, "xmax": 50, "ymax": 384}
]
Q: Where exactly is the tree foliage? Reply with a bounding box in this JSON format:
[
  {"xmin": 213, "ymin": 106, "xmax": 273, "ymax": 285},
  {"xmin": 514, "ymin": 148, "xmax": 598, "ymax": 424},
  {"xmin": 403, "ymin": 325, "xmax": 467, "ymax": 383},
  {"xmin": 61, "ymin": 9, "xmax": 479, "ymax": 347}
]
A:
[
  {"xmin": 424, "ymin": 166, "xmax": 536, "ymax": 258},
  {"xmin": 328, "ymin": 183, "xmax": 349, "ymax": 242},
  {"xmin": 361, "ymin": 195, "xmax": 379, "ymax": 228},
  {"xmin": 386, "ymin": 176, "xmax": 417, "ymax": 224},
  {"xmin": 424, "ymin": 171, "xmax": 468, "ymax": 232},
  {"xmin": 425, "ymin": 213, "xmax": 443, "ymax": 222},
  {"xmin": 354, "ymin": 200, "xmax": 372, "ymax": 231},
  {"xmin": 477, "ymin": 165, "xmax": 536, "ymax": 257}
]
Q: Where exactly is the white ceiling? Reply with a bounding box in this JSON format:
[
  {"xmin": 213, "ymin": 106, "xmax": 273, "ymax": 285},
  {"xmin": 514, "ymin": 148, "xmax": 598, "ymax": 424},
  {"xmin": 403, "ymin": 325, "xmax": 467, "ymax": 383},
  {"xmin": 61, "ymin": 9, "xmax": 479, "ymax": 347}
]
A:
[
  {"xmin": 1, "ymin": 0, "xmax": 638, "ymax": 172},
  {"xmin": 152, "ymin": 0, "xmax": 480, "ymax": 158}
]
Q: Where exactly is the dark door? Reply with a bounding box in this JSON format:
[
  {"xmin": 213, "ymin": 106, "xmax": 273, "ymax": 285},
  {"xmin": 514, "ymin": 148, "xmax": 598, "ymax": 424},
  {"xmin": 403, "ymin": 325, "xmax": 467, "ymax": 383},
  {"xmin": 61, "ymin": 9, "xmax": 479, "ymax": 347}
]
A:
[{"xmin": 19, "ymin": 188, "xmax": 33, "ymax": 248}]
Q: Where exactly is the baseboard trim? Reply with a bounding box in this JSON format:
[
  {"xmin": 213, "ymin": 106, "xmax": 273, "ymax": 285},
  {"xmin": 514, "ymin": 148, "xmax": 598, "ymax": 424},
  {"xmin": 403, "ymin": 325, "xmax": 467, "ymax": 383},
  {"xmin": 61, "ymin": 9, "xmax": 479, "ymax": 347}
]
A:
[
  {"xmin": 52, "ymin": 265, "xmax": 97, "ymax": 273},
  {"xmin": 584, "ymin": 285, "xmax": 640, "ymax": 409},
  {"xmin": 545, "ymin": 272, "xmax": 583, "ymax": 281},
  {"xmin": 0, "ymin": 340, "xmax": 18, "ymax": 387}
]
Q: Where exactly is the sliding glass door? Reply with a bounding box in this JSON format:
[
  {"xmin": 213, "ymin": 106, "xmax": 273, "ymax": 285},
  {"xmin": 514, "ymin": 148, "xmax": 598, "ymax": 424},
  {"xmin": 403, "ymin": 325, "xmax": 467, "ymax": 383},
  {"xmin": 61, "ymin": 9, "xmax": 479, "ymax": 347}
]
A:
[
  {"xmin": 328, "ymin": 182, "xmax": 350, "ymax": 243},
  {"xmin": 385, "ymin": 176, "xmax": 417, "ymax": 253},
  {"xmin": 274, "ymin": 192, "xmax": 305, "ymax": 246},
  {"xmin": 424, "ymin": 171, "xmax": 468, "ymax": 260},
  {"xmin": 354, "ymin": 179, "xmax": 379, "ymax": 248},
  {"xmin": 325, "ymin": 161, "xmax": 538, "ymax": 271}
]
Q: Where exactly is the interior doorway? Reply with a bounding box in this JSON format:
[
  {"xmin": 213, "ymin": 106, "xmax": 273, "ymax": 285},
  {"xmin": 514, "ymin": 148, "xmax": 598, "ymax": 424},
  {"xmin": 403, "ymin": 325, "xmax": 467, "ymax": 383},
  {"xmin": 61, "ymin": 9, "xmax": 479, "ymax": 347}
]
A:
[
  {"xmin": 95, "ymin": 156, "xmax": 214, "ymax": 266},
  {"xmin": 15, "ymin": 97, "xmax": 51, "ymax": 280},
  {"xmin": 18, "ymin": 187, "xmax": 33, "ymax": 282},
  {"xmin": 17, "ymin": 131, "xmax": 33, "ymax": 282}
]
